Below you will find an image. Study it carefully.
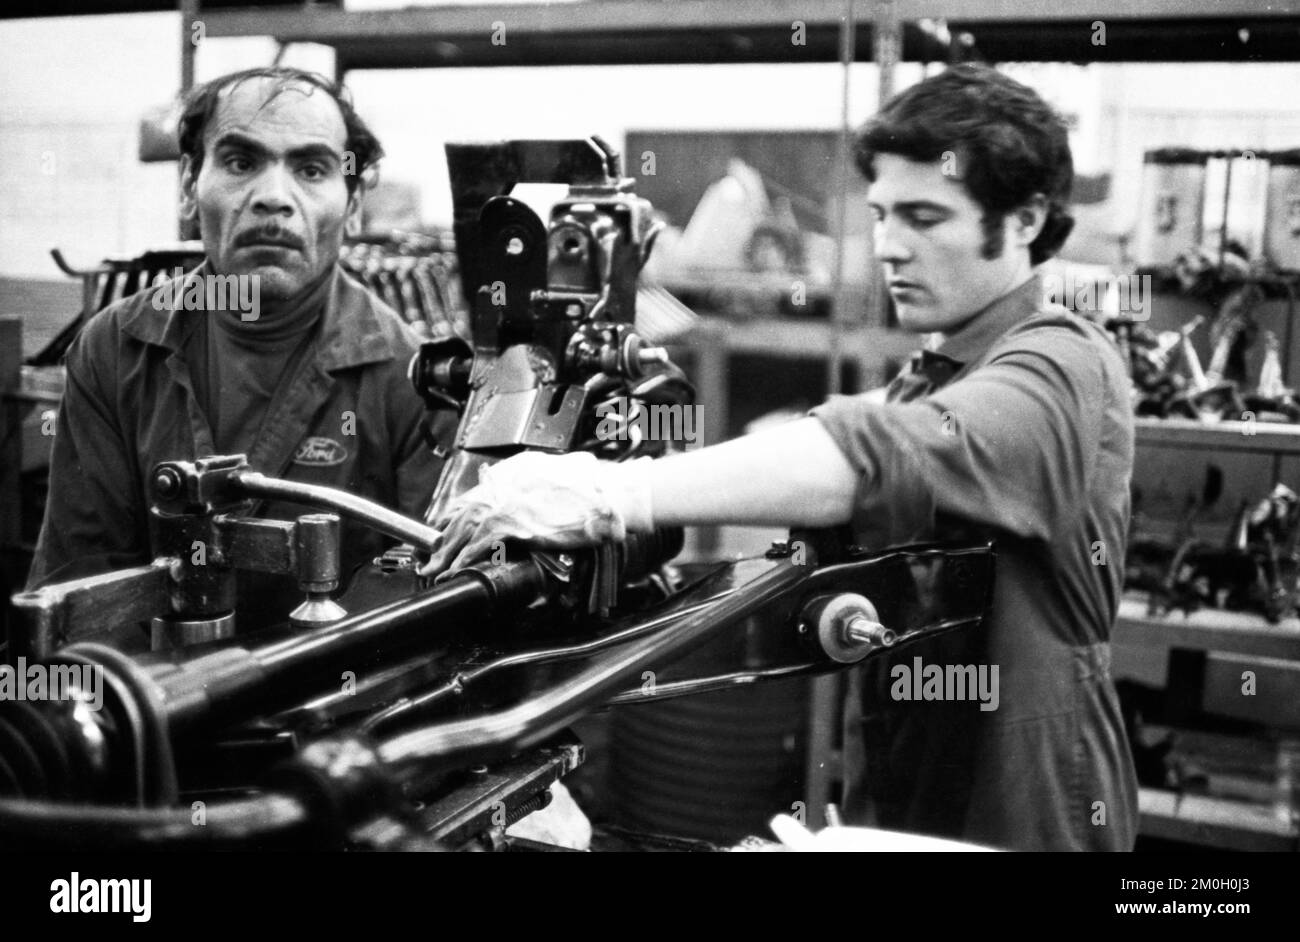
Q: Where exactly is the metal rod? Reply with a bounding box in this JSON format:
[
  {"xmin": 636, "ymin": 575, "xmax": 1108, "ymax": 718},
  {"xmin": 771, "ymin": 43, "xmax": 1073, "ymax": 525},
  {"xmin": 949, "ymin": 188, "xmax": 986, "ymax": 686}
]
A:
[
  {"xmin": 869, "ymin": 0, "xmax": 902, "ymax": 342},
  {"xmin": 156, "ymin": 565, "xmax": 542, "ymax": 732},
  {"xmin": 605, "ymin": 663, "xmax": 810, "ymax": 704},
  {"xmin": 179, "ymin": 0, "xmax": 198, "ymax": 94},
  {"xmin": 257, "ymin": 574, "xmax": 499, "ymax": 674},
  {"xmin": 376, "ymin": 557, "xmax": 808, "ymax": 771},
  {"xmin": 360, "ymin": 588, "xmax": 736, "ymax": 733},
  {"xmin": 179, "ymin": 0, "xmax": 199, "ymax": 241},
  {"xmin": 875, "ymin": 0, "xmax": 900, "ymax": 106},
  {"xmin": 229, "ymin": 469, "xmax": 443, "ymax": 551},
  {"xmin": 828, "ymin": 0, "xmax": 857, "ymax": 398}
]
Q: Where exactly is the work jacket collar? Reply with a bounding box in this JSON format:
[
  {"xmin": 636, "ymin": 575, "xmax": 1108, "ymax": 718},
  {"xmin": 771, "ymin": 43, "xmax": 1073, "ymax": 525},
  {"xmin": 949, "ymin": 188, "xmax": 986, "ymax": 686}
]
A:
[
  {"xmin": 119, "ymin": 260, "xmax": 396, "ymax": 371},
  {"xmin": 927, "ymin": 272, "xmax": 1045, "ymax": 372}
]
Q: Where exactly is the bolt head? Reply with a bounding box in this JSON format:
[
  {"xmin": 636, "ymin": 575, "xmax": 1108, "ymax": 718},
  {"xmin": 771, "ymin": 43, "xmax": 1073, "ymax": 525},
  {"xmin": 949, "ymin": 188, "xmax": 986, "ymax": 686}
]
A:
[{"xmin": 154, "ymin": 469, "xmax": 180, "ymax": 497}]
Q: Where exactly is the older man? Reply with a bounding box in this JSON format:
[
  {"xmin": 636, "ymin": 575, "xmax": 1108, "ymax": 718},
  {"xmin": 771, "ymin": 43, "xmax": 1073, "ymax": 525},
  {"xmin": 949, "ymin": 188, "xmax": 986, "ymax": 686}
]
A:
[
  {"xmin": 425, "ymin": 64, "xmax": 1139, "ymax": 851},
  {"xmin": 28, "ymin": 67, "xmax": 454, "ymax": 632}
]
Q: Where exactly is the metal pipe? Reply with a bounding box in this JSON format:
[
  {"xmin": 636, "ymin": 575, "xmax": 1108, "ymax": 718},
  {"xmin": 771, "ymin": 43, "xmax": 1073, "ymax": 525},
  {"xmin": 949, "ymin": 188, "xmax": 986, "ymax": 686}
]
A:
[
  {"xmin": 229, "ymin": 469, "xmax": 443, "ymax": 551},
  {"xmin": 255, "ymin": 578, "xmax": 489, "ymax": 674},
  {"xmin": 376, "ymin": 557, "xmax": 808, "ymax": 772},
  {"xmin": 154, "ymin": 562, "xmax": 544, "ymax": 732},
  {"xmin": 360, "ymin": 589, "xmax": 736, "ymax": 734},
  {"xmin": 828, "ymin": 0, "xmax": 857, "ymax": 398}
]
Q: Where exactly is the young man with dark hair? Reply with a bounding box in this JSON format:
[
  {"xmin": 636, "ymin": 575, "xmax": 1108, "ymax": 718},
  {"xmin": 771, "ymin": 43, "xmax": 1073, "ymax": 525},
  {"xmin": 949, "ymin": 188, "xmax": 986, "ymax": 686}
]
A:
[
  {"xmin": 424, "ymin": 63, "xmax": 1138, "ymax": 851},
  {"xmin": 855, "ymin": 63, "xmax": 1077, "ymax": 267},
  {"xmin": 29, "ymin": 68, "xmax": 456, "ymax": 633}
]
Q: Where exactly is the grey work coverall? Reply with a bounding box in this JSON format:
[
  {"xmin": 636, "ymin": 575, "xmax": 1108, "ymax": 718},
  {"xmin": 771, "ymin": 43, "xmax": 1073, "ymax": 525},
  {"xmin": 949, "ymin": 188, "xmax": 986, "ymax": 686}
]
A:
[
  {"xmin": 28, "ymin": 265, "xmax": 455, "ymax": 632},
  {"xmin": 811, "ymin": 274, "xmax": 1140, "ymax": 851}
]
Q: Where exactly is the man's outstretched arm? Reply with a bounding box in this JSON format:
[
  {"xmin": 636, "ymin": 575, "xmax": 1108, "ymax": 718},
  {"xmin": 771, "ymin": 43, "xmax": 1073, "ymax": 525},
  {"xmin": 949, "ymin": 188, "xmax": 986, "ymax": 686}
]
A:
[
  {"xmin": 650, "ymin": 417, "xmax": 858, "ymax": 527},
  {"xmin": 422, "ymin": 319, "xmax": 1104, "ymax": 577},
  {"xmin": 422, "ymin": 418, "xmax": 858, "ymax": 574}
]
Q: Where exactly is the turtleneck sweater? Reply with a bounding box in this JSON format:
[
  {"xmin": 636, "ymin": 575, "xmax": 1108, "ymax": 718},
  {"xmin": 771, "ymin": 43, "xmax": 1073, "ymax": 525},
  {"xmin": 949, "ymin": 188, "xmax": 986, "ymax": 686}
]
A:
[{"xmin": 189, "ymin": 266, "xmax": 333, "ymax": 458}]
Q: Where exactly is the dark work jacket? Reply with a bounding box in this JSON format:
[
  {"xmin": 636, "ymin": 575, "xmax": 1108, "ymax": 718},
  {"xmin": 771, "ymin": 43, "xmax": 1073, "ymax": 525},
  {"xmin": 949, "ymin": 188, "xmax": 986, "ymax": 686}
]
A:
[
  {"xmin": 810, "ymin": 274, "xmax": 1139, "ymax": 851},
  {"xmin": 27, "ymin": 264, "xmax": 456, "ymax": 633}
]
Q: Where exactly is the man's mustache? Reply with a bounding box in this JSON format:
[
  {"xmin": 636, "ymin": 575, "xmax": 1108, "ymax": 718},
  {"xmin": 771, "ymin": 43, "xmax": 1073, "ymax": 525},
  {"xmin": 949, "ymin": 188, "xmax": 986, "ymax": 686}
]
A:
[{"xmin": 233, "ymin": 226, "xmax": 305, "ymax": 251}]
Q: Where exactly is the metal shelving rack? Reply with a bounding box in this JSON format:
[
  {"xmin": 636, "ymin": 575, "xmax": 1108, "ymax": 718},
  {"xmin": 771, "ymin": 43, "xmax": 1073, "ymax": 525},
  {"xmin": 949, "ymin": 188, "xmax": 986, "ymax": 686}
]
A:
[
  {"xmin": 193, "ymin": 1, "xmax": 1300, "ymax": 70},
  {"xmin": 1136, "ymin": 417, "xmax": 1300, "ymax": 456},
  {"xmin": 1124, "ymin": 419, "xmax": 1300, "ymax": 849}
]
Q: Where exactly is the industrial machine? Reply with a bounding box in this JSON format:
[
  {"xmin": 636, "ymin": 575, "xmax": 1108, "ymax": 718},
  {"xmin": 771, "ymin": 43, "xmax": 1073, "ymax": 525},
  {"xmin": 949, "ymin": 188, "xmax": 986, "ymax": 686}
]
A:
[{"xmin": 0, "ymin": 138, "xmax": 994, "ymax": 851}]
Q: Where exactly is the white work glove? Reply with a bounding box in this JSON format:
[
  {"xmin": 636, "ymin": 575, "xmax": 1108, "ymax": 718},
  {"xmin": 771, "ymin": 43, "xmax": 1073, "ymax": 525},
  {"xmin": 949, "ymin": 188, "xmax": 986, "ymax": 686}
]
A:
[{"xmin": 420, "ymin": 451, "xmax": 654, "ymax": 576}]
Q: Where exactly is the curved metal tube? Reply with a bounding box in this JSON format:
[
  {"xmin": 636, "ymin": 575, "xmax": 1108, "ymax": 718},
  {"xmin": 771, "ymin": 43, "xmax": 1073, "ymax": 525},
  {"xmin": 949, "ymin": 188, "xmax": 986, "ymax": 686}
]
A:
[
  {"xmin": 360, "ymin": 589, "xmax": 736, "ymax": 734},
  {"xmin": 376, "ymin": 557, "xmax": 808, "ymax": 772},
  {"xmin": 601, "ymin": 614, "xmax": 987, "ymax": 705},
  {"xmin": 229, "ymin": 469, "xmax": 443, "ymax": 551}
]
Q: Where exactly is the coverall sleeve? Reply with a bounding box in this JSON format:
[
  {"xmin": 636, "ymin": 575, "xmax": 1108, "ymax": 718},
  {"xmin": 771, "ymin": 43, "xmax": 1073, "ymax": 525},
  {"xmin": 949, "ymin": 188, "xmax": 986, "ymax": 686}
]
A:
[
  {"xmin": 809, "ymin": 319, "xmax": 1105, "ymax": 546},
  {"xmin": 26, "ymin": 327, "xmax": 149, "ymax": 589}
]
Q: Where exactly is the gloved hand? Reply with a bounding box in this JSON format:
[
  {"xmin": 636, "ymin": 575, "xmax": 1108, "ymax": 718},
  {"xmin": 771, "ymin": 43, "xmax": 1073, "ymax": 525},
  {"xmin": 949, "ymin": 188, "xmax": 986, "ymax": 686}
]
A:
[{"xmin": 420, "ymin": 451, "xmax": 654, "ymax": 576}]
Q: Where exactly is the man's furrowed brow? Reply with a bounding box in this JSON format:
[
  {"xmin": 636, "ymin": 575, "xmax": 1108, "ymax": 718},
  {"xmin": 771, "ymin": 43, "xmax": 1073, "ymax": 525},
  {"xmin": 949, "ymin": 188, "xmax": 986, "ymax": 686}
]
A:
[
  {"xmin": 210, "ymin": 133, "xmax": 342, "ymax": 164},
  {"xmin": 210, "ymin": 132, "xmax": 271, "ymax": 158}
]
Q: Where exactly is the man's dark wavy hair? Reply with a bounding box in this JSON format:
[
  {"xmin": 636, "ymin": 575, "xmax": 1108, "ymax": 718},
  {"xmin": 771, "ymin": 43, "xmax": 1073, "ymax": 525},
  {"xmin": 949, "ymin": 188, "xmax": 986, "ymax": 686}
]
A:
[
  {"xmin": 855, "ymin": 64, "xmax": 1074, "ymax": 265},
  {"xmin": 177, "ymin": 67, "xmax": 382, "ymax": 196}
]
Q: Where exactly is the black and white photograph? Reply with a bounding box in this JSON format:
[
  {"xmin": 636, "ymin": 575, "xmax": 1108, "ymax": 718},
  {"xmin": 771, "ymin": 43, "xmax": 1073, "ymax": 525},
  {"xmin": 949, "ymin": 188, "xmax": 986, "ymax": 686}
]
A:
[{"xmin": 0, "ymin": 0, "xmax": 1296, "ymax": 915}]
